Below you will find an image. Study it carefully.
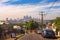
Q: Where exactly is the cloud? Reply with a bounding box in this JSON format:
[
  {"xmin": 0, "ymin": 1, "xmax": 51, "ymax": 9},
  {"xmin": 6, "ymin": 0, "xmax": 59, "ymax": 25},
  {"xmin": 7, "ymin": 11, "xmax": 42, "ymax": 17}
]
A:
[
  {"xmin": 53, "ymin": 2, "xmax": 60, "ymax": 6},
  {"xmin": 0, "ymin": 0, "xmax": 19, "ymax": 2},
  {"xmin": 0, "ymin": 0, "xmax": 60, "ymax": 20},
  {"xmin": 0, "ymin": 5, "xmax": 40, "ymax": 20},
  {"xmin": 0, "ymin": 0, "xmax": 9, "ymax": 2}
]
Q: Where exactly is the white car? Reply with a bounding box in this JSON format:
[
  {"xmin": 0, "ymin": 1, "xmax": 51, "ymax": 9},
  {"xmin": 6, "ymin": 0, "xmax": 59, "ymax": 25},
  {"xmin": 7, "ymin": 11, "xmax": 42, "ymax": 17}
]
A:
[{"xmin": 36, "ymin": 30, "xmax": 42, "ymax": 34}]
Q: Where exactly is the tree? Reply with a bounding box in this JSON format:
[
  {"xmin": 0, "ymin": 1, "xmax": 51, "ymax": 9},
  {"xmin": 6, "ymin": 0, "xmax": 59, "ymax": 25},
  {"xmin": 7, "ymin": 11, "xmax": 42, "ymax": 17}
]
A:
[
  {"xmin": 8, "ymin": 23, "xmax": 24, "ymax": 30},
  {"xmin": 26, "ymin": 20, "xmax": 32, "ymax": 30},
  {"xmin": 26, "ymin": 20, "xmax": 39, "ymax": 30},
  {"xmin": 0, "ymin": 25, "xmax": 2, "ymax": 30},
  {"xmin": 53, "ymin": 17, "xmax": 60, "ymax": 29},
  {"xmin": 38, "ymin": 22, "xmax": 46, "ymax": 28}
]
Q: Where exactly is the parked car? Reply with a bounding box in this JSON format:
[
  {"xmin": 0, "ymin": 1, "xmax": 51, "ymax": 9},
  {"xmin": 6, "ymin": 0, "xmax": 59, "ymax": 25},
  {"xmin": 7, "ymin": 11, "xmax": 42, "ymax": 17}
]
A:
[
  {"xmin": 41, "ymin": 29, "xmax": 55, "ymax": 38},
  {"xmin": 36, "ymin": 30, "xmax": 42, "ymax": 34},
  {"xmin": 36, "ymin": 28, "xmax": 42, "ymax": 34},
  {"xmin": 20, "ymin": 29, "xmax": 25, "ymax": 34}
]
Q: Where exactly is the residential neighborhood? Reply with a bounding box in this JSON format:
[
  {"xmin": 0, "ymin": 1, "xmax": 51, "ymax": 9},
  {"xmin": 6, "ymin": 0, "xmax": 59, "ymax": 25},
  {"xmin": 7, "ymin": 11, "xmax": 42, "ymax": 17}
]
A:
[{"xmin": 0, "ymin": 0, "xmax": 60, "ymax": 40}]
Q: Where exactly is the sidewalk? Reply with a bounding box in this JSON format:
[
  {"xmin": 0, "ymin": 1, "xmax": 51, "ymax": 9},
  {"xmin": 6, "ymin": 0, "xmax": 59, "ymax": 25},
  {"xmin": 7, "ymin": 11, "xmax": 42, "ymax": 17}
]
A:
[
  {"xmin": 56, "ymin": 35, "xmax": 60, "ymax": 38},
  {"xmin": 5, "ymin": 34, "xmax": 24, "ymax": 40}
]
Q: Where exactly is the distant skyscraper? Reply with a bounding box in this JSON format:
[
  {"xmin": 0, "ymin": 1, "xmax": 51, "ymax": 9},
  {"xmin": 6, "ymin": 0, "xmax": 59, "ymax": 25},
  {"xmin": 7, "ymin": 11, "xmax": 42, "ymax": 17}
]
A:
[
  {"xmin": 6, "ymin": 18, "xmax": 8, "ymax": 22},
  {"xmin": 23, "ymin": 15, "xmax": 32, "ymax": 22}
]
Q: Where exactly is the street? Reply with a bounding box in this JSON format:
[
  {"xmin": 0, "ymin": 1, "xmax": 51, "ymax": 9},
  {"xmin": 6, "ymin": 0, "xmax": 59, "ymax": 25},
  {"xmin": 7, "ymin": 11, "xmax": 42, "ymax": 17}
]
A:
[{"xmin": 18, "ymin": 33, "xmax": 58, "ymax": 40}]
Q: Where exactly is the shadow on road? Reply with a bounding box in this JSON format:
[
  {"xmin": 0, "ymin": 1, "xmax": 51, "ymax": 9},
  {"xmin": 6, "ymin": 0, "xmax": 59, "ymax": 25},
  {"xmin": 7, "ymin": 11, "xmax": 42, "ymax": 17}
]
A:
[{"xmin": 45, "ymin": 37, "xmax": 58, "ymax": 39}]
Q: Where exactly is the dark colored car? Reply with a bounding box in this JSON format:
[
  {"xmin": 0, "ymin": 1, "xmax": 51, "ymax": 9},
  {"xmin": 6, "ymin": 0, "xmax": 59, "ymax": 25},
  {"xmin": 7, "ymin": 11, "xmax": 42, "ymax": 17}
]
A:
[
  {"xmin": 42, "ymin": 29, "xmax": 55, "ymax": 38},
  {"xmin": 20, "ymin": 29, "xmax": 25, "ymax": 34}
]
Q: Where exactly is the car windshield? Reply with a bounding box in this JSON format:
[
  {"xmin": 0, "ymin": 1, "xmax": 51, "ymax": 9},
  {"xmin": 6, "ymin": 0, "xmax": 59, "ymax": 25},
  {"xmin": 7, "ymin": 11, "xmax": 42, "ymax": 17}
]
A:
[{"xmin": 45, "ymin": 30, "xmax": 54, "ymax": 33}]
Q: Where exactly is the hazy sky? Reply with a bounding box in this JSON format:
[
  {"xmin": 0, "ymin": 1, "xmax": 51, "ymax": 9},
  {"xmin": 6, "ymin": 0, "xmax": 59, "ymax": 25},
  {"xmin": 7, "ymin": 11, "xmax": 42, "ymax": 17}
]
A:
[{"xmin": 0, "ymin": 0, "xmax": 60, "ymax": 20}]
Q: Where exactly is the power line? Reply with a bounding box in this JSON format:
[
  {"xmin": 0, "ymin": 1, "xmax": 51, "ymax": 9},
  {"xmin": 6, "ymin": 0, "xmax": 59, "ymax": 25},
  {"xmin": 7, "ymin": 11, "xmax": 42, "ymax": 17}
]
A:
[
  {"xmin": 40, "ymin": 0, "xmax": 58, "ymax": 25},
  {"xmin": 46, "ymin": 0, "xmax": 58, "ymax": 13},
  {"xmin": 48, "ymin": 0, "xmax": 58, "ymax": 10},
  {"xmin": 39, "ymin": 0, "xmax": 58, "ymax": 25}
]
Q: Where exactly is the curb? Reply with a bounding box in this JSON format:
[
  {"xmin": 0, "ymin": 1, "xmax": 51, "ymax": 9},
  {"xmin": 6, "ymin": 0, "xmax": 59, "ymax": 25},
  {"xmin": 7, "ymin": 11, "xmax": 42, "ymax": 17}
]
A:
[
  {"xmin": 15, "ymin": 34, "xmax": 24, "ymax": 40},
  {"xmin": 5, "ymin": 34, "xmax": 24, "ymax": 40}
]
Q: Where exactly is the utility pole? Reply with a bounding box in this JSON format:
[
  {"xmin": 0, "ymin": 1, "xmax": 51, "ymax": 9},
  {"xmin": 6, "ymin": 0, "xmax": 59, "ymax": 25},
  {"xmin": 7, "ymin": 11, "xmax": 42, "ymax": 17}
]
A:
[
  {"xmin": 41, "ymin": 12, "xmax": 44, "ymax": 28},
  {"xmin": 39, "ymin": 11, "xmax": 47, "ymax": 29}
]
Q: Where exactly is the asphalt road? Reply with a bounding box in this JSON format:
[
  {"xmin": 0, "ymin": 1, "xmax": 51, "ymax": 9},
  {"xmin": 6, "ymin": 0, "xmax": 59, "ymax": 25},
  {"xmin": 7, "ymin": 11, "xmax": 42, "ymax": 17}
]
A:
[{"xmin": 18, "ymin": 33, "xmax": 58, "ymax": 40}]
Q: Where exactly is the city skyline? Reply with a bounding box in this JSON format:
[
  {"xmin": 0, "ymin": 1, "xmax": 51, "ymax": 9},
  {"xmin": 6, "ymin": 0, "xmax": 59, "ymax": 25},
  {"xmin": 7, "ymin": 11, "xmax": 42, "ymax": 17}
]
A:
[{"xmin": 0, "ymin": 0, "xmax": 60, "ymax": 20}]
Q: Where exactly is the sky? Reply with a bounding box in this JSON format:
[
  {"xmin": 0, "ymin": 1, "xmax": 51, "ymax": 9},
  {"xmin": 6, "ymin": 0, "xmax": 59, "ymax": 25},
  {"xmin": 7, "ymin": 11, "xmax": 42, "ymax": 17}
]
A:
[{"xmin": 0, "ymin": 0, "xmax": 60, "ymax": 20}]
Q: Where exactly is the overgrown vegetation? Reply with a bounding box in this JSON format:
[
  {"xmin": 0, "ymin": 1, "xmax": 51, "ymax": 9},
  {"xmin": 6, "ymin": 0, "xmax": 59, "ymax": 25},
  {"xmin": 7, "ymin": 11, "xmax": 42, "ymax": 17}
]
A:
[{"xmin": 53, "ymin": 17, "xmax": 60, "ymax": 29}]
